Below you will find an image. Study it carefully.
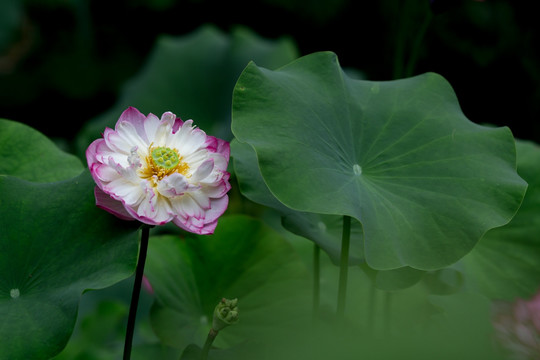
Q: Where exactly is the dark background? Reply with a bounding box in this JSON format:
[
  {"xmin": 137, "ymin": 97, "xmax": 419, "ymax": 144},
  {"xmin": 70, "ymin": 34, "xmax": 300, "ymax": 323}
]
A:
[{"xmin": 1, "ymin": 0, "xmax": 538, "ymax": 145}]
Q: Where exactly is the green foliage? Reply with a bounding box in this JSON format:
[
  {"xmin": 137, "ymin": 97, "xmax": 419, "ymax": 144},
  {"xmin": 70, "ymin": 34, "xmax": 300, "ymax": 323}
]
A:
[
  {"xmin": 232, "ymin": 139, "xmax": 364, "ymax": 265},
  {"xmin": 374, "ymin": 267, "xmax": 425, "ymax": 291},
  {"xmin": 232, "ymin": 51, "xmax": 527, "ymax": 270},
  {"xmin": 1, "ymin": 13, "xmax": 538, "ymax": 359},
  {"xmin": 75, "ymin": 25, "xmax": 298, "ymax": 156},
  {"xmin": 0, "ymin": 121, "xmax": 139, "ymax": 359},
  {"xmin": 460, "ymin": 140, "xmax": 540, "ymax": 300},
  {"xmin": 53, "ymin": 300, "xmax": 128, "ymax": 360},
  {"xmin": 0, "ymin": 119, "xmax": 83, "ymax": 182},
  {"xmin": 145, "ymin": 215, "xmax": 311, "ymax": 352}
]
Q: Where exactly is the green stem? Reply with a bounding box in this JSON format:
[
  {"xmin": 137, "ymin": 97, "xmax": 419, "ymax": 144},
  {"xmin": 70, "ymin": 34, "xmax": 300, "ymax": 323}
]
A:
[
  {"xmin": 337, "ymin": 216, "xmax": 351, "ymax": 319},
  {"xmin": 313, "ymin": 244, "xmax": 321, "ymax": 321},
  {"xmin": 404, "ymin": 8, "xmax": 432, "ymax": 77},
  {"xmin": 201, "ymin": 328, "xmax": 219, "ymax": 360},
  {"xmin": 393, "ymin": 0, "xmax": 432, "ymax": 79},
  {"xmin": 367, "ymin": 281, "xmax": 376, "ymax": 332},
  {"xmin": 392, "ymin": 0, "xmax": 411, "ymax": 79},
  {"xmin": 123, "ymin": 225, "xmax": 150, "ymax": 360},
  {"xmin": 384, "ymin": 291, "xmax": 393, "ymax": 336}
]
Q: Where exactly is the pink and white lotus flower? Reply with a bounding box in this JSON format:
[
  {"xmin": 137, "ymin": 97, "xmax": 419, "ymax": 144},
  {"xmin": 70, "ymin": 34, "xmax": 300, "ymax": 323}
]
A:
[{"xmin": 86, "ymin": 107, "xmax": 230, "ymax": 234}]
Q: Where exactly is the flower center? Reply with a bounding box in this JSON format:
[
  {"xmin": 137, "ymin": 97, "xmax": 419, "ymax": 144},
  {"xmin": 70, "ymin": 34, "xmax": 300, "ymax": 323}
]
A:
[
  {"xmin": 151, "ymin": 147, "xmax": 180, "ymax": 169},
  {"xmin": 140, "ymin": 146, "xmax": 189, "ymax": 184}
]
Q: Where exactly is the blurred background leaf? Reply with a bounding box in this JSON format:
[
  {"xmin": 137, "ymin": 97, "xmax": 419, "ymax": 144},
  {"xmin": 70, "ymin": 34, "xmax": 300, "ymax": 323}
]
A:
[
  {"xmin": 458, "ymin": 140, "xmax": 540, "ymax": 300},
  {"xmin": 145, "ymin": 215, "xmax": 312, "ymax": 353},
  {"xmin": 1, "ymin": 0, "xmax": 539, "ymax": 145},
  {"xmin": 74, "ymin": 25, "xmax": 298, "ymax": 156},
  {"xmin": 0, "ymin": 0, "xmax": 23, "ymax": 55}
]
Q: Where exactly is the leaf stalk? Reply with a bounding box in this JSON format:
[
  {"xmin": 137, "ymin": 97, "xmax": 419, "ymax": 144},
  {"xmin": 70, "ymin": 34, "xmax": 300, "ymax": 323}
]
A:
[{"xmin": 337, "ymin": 215, "xmax": 351, "ymax": 319}]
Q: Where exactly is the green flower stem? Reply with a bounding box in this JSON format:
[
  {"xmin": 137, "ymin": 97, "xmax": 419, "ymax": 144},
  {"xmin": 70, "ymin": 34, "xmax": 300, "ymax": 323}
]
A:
[
  {"xmin": 123, "ymin": 225, "xmax": 151, "ymax": 360},
  {"xmin": 313, "ymin": 244, "xmax": 321, "ymax": 320},
  {"xmin": 337, "ymin": 215, "xmax": 351, "ymax": 319},
  {"xmin": 201, "ymin": 298, "xmax": 239, "ymax": 359},
  {"xmin": 201, "ymin": 328, "xmax": 219, "ymax": 360}
]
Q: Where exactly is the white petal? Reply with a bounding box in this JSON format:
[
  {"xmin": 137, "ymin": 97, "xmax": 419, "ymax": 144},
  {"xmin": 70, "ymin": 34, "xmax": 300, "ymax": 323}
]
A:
[
  {"xmin": 143, "ymin": 113, "xmax": 161, "ymax": 143},
  {"xmin": 187, "ymin": 189, "xmax": 211, "ymax": 210},
  {"xmin": 128, "ymin": 147, "xmax": 142, "ymax": 168},
  {"xmin": 96, "ymin": 141, "xmax": 129, "ymax": 167},
  {"xmin": 152, "ymin": 196, "xmax": 175, "ymax": 223},
  {"xmin": 169, "ymin": 121, "xmax": 207, "ymax": 155},
  {"xmin": 191, "ymin": 159, "xmax": 214, "ymax": 182},
  {"xmin": 170, "ymin": 194, "xmax": 204, "ymax": 219},
  {"xmin": 153, "ymin": 115, "xmax": 174, "ymax": 145},
  {"xmin": 161, "ymin": 112, "xmax": 176, "ymax": 125},
  {"xmin": 208, "ymin": 152, "xmax": 228, "ymax": 172},
  {"xmin": 93, "ymin": 163, "xmax": 120, "ymax": 182},
  {"xmin": 107, "ymin": 157, "xmax": 140, "ymax": 182},
  {"xmin": 199, "ymin": 181, "xmax": 230, "ymax": 198},
  {"xmin": 182, "ymin": 149, "xmax": 209, "ymax": 170},
  {"xmin": 137, "ymin": 188, "xmax": 173, "ymax": 224},
  {"xmin": 156, "ymin": 173, "xmax": 193, "ymax": 198},
  {"xmin": 104, "ymin": 177, "xmax": 145, "ymax": 206},
  {"xmin": 137, "ymin": 191, "xmax": 156, "ymax": 217},
  {"xmin": 115, "ymin": 121, "xmax": 147, "ymax": 151}
]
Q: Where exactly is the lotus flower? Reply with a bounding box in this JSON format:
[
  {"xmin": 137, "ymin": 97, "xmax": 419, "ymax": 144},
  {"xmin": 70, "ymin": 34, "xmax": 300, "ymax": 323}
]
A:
[
  {"xmin": 86, "ymin": 107, "xmax": 230, "ymax": 234},
  {"xmin": 493, "ymin": 290, "xmax": 540, "ymax": 359}
]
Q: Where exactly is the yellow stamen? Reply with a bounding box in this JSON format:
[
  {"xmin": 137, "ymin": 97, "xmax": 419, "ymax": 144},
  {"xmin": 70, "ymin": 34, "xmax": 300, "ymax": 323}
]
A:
[{"xmin": 139, "ymin": 146, "xmax": 189, "ymax": 186}]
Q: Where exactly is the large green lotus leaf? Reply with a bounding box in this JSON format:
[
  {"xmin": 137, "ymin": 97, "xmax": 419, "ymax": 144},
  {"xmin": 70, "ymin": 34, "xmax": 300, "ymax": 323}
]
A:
[
  {"xmin": 231, "ymin": 138, "xmax": 364, "ymax": 264},
  {"xmin": 76, "ymin": 25, "xmax": 298, "ymax": 155},
  {"xmin": 459, "ymin": 140, "xmax": 540, "ymax": 300},
  {"xmin": 232, "ymin": 51, "xmax": 526, "ymax": 270},
  {"xmin": 0, "ymin": 172, "xmax": 139, "ymax": 359},
  {"xmin": 231, "ymin": 139, "xmax": 287, "ymax": 212},
  {"xmin": 233, "ymin": 138, "xmax": 447, "ymax": 292},
  {"xmin": 145, "ymin": 215, "xmax": 311, "ymax": 352},
  {"xmin": 0, "ymin": 119, "xmax": 83, "ymax": 181}
]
